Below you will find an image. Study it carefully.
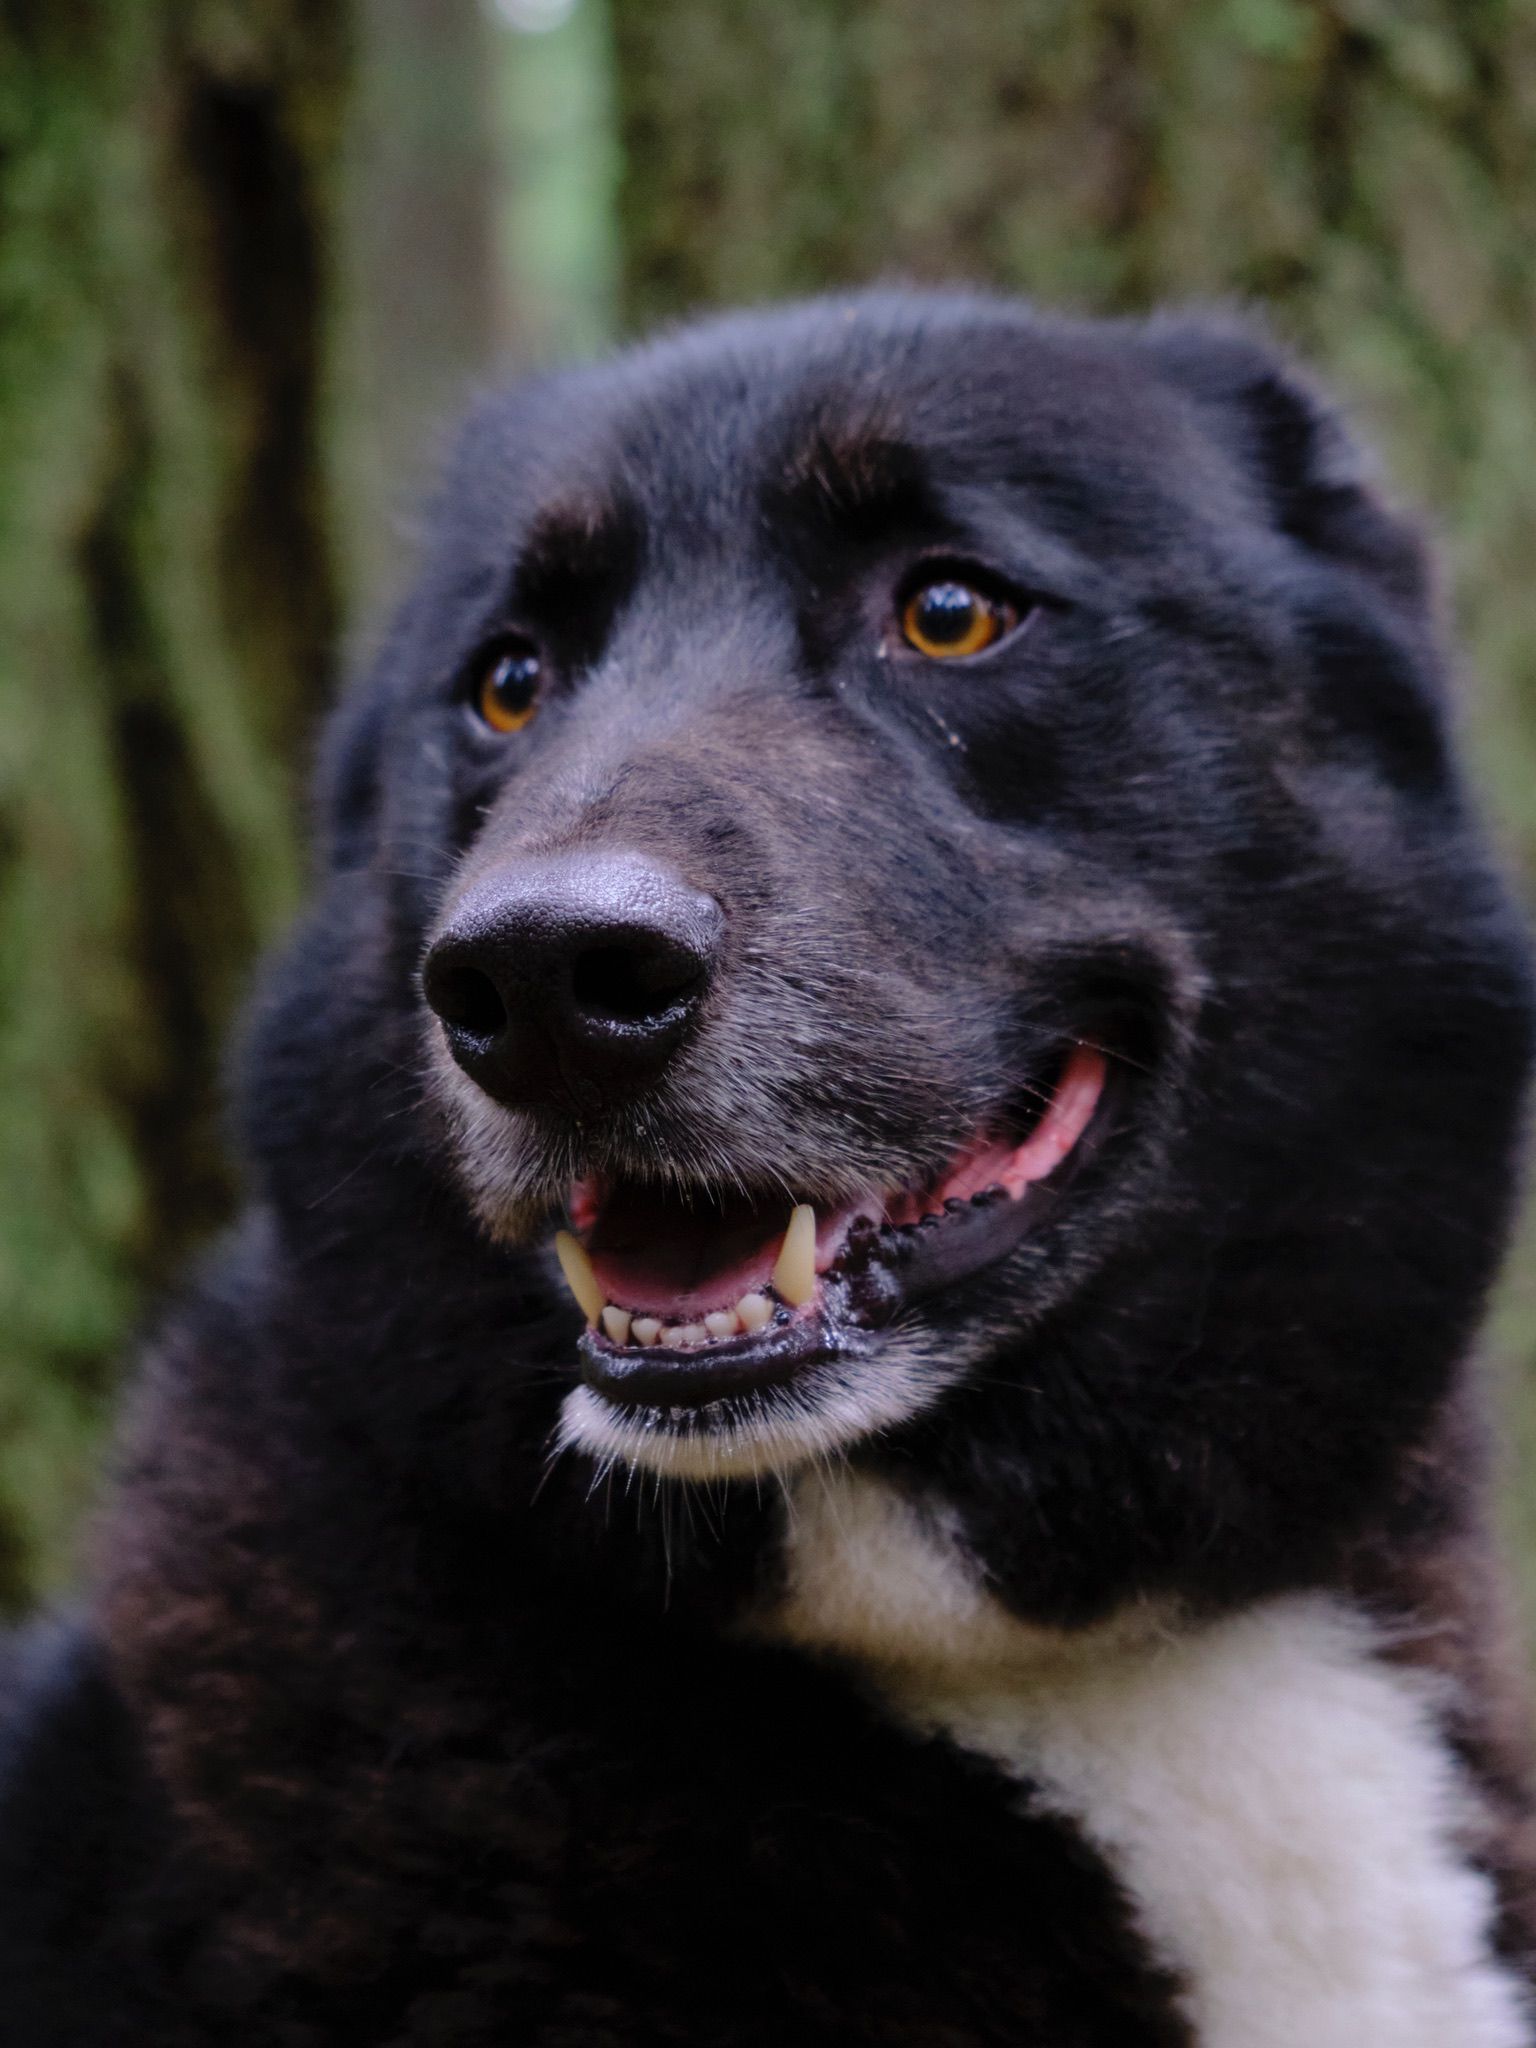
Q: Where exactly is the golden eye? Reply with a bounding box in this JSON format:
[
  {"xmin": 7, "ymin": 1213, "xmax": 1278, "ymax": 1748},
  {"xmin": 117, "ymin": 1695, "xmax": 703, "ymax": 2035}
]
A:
[
  {"xmin": 900, "ymin": 580, "xmax": 1015, "ymax": 659},
  {"xmin": 474, "ymin": 639, "xmax": 542, "ymax": 733}
]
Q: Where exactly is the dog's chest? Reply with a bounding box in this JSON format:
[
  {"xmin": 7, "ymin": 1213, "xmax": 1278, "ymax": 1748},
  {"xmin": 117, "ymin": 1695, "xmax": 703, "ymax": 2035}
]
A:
[{"xmin": 756, "ymin": 1472, "xmax": 1530, "ymax": 2048}]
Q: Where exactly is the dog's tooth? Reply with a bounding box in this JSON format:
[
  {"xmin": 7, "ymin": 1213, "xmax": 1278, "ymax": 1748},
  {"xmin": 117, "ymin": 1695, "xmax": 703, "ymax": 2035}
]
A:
[
  {"xmin": 554, "ymin": 1230, "xmax": 604, "ymax": 1325},
  {"xmin": 666, "ymin": 1322, "xmax": 707, "ymax": 1348},
  {"xmin": 704, "ymin": 1309, "xmax": 740, "ymax": 1340},
  {"xmin": 736, "ymin": 1291, "xmax": 773, "ymax": 1332},
  {"xmin": 771, "ymin": 1204, "xmax": 817, "ymax": 1308},
  {"xmin": 601, "ymin": 1305, "xmax": 632, "ymax": 1346},
  {"xmin": 631, "ymin": 1316, "xmax": 662, "ymax": 1347}
]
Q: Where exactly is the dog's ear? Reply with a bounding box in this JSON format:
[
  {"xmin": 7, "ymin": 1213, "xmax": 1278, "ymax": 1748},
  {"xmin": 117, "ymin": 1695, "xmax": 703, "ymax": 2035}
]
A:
[
  {"xmin": 1145, "ymin": 315, "xmax": 1455, "ymax": 787},
  {"xmin": 1141, "ymin": 315, "xmax": 1431, "ymax": 612}
]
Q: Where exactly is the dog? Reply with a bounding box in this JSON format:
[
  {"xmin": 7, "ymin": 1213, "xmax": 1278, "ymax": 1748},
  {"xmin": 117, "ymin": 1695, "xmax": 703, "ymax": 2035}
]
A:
[{"xmin": 2, "ymin": 288, "xmax": 1535, "ymax": 2046}]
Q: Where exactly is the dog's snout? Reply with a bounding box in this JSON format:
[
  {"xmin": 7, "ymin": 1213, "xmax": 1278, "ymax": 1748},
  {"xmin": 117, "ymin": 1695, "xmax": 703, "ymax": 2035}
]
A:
[{"xmin": 422, "ymin": 851, "xmax": 723, "ymax": 1112}]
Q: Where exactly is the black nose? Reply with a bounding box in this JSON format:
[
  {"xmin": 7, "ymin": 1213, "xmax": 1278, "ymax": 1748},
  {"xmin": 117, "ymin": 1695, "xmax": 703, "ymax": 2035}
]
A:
[{"xmin": 422, "ymin": 851, "xmax": 724, "ymax": 1113}]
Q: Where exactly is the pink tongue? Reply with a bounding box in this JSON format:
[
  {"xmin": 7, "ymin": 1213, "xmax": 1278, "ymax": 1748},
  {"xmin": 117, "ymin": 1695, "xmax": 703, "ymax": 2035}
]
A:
[
  {"xmin": 885, "ymin": 1048, "xmax": 1106, "ymax": 1223},
  {"xmin": 587, "ymin": 1204, "xmax": 780, "ymax": 1319}
]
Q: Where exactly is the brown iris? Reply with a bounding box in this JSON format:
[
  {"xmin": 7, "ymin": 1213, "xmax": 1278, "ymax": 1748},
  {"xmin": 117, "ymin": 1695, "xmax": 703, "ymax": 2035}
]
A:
[
  {"xmin": 900, "ymin": 580, "xmax": 1014, "ymax": 659},
  {"xmin": 474, "ymin": 639, "xmax": 543, "ymax": 733}
]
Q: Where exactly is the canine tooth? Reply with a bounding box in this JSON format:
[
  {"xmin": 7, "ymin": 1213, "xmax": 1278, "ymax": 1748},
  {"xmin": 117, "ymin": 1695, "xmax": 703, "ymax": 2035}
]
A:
[
  {"xmin": 772, "ymin": 1204, "xmax": 817, "ymax": 1308},
  {"xmin": 632, "ymin": 1316, "xmax": 662, "ymax": 1346},
  {"xmin": 554, "ymin": 1230, "xmax": 604, "ymax": 1325},
  {"xmin": 736, "ymin": 1291, "xmax": 773, "ymax": 1332},
  {"xmin": 601, "ymin": 1305, "xmax": 632, "ymax": 1346},
  {"xmin": 666, "ymin": 1323, "xmax": 707, "ymax": 1348},
  {"xmin": 705, "ymin": 1309, "xmax": 741, "ymax": 1340}
]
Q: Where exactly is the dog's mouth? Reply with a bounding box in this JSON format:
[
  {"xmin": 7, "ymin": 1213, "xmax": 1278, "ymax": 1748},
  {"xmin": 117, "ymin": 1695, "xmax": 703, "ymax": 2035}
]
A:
[{"xmin": 552, "ymin": 1045, "xmax": 1107, "ymax": 1441}]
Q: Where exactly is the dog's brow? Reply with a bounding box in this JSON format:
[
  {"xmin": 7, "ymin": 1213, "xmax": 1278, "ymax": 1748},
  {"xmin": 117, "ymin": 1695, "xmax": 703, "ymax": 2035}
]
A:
[
  {"xmin": 774, "ymin": 417, "xmax": 930, "ymax": 538},
  {"xmin": 513, "ymin": 493, "xmax": 636, "ymax": 607}
]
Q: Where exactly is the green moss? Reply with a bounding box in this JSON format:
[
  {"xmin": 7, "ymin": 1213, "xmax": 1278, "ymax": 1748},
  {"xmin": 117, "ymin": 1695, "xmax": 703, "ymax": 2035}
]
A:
[{"xmin": 0, "ymin": 4, "xmax": 347, "ymax": 1611}]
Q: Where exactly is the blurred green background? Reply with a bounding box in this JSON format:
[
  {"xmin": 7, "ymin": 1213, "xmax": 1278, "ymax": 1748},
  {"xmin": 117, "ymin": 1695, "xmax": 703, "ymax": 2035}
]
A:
[{"xmin": 2, "ymin": 0, "xmax": 1534, "ymax": 1617}]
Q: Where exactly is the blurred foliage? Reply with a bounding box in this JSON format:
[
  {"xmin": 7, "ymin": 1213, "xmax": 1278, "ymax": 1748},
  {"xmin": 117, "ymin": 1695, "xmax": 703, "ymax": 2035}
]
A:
[
  {"xmin": 0, "ymin": 2, "xmax": 347, "ymax": 1608},
  {"xmin": 609, "ymin": 0, "xmax": 1536, "ymax": 1613},
  {"xmin": 4, "ymin": 0, "xmax": 1536, "ymax": 1613},
  {"xmin": 331, "ymin": 0, "xmax": 503, "ymax": 618},
  {"xmin": 333, "ymin": 0, "xmax": 617, "ymax": 619},
  {"xmin": 498, "ymin": 0, "xmax": 618, "ymax": 371}
]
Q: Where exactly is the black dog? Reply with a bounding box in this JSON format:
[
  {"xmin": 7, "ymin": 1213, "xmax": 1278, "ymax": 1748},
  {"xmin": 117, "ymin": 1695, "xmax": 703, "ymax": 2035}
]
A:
[{"xmin": 4, "ymin": 290, "xmax": 1536, "ymax": 2046}]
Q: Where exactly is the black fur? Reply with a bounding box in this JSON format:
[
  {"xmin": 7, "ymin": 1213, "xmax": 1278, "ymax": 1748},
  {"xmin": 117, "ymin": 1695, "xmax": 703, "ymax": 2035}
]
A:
[{"xmin": 2, "ymin": 290, "xmax": 1533, "ymax": 2043}]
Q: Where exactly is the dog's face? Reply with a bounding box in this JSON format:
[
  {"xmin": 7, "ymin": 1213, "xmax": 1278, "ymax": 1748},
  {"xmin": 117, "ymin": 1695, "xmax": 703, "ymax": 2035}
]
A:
[{"xmin": 252, "ymin": 294, "xmax": 1532, "ymax": 1619}]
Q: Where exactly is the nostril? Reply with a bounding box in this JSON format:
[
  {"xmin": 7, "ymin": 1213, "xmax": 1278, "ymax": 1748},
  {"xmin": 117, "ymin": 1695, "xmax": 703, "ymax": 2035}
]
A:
[
  {"xmin": 425, "ymin": 962, "xmax": 508, "ymax": 1040},
  {"xmin": 571, "ymin": 942, "xmax": 705, "ymax": 1025},
  {"xmin": 425, "ymin": 855, "xmax": 721, "ymax": 1108}
]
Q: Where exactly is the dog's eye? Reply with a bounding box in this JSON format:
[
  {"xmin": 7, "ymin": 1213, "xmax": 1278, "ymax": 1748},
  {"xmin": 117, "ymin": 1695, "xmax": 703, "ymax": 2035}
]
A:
[
  {"xmin": 473, "ymin": 638, "xmax": 543, "ymax": 734},
  {"xmin": 900, "ymin": 581, "xmax": 1016, "ymax": 659}
]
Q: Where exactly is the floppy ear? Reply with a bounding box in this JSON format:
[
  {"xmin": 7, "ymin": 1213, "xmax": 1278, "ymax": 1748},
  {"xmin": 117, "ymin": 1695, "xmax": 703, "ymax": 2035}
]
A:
[
  {"xmin": 1144, "ymin": 316, "xmax": 1454, "ymax": 788},
  {"xmin": 1141, "ymin": 315, "xmax": 1432, "ymax": 613}
]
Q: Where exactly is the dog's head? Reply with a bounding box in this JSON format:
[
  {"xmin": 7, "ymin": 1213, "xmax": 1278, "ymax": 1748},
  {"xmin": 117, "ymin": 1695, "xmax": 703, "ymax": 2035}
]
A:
[{"xmin": 248, "ymin": 293, "xmax": 1533, "ymax": 1618}]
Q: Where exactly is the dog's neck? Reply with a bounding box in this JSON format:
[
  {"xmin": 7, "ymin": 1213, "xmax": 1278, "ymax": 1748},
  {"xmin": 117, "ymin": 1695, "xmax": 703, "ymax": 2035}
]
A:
[{"xmin": 753, "ymin": 1470, "xmax": 1531, "ymax": 2048}]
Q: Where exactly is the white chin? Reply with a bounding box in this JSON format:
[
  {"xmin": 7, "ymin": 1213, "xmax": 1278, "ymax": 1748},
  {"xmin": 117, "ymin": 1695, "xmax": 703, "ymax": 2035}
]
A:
[{"xmin": 554, "ymin": 1349, "xmax": 950, "ymax": 1482}]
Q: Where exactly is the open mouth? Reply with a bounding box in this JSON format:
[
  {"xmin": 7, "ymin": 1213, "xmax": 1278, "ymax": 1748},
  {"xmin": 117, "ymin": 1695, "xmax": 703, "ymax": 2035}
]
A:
[{"xmin": 551, "ymin": 1044, "xmax": 1107, "ymax": 1428}]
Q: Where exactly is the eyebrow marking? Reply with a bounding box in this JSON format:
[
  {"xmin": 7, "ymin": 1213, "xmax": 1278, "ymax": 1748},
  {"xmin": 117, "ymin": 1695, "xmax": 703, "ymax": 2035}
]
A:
[
  {"xmin": 509, "ymin": 490, "xmax": 644, "ymax": 654},
  {"xmin": 772, "ymin": 405, "xmax": 932, "ymax": 540}
]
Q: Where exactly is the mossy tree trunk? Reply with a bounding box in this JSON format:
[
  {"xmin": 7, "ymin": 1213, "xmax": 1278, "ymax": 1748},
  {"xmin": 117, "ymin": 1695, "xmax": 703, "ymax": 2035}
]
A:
[
  {"xmin": 608, "ymin": 0, "xmax": 1536, "ymax": 1590},
  {"xmin": 0, "ymin": 4, "xmax": 350, "ymax": 1606}
]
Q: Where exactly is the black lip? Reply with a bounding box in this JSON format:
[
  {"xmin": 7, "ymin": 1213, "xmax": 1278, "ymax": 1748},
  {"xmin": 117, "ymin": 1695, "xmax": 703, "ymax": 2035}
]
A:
[
  {"xmin": 576, "ymin": 1163, "xmax": 1078, "ymax": 1412},
  {"xmin": 578, "ymin": 1304, "xmax": 856, "ymax": 1407}
]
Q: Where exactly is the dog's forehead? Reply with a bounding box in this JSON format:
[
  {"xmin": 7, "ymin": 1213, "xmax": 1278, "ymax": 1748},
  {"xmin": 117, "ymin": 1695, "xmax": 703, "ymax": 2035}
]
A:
[{"xmin": 466, "ymin": 302, "xmax": 1232, "ymax": 568}]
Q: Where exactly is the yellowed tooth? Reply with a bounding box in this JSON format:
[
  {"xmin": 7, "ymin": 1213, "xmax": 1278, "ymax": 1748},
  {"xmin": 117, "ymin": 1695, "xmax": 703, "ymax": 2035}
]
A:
[
  {"xmin": 736, "ymin": 1291, "xmax": 773, "ymax": 1332},
  {"xmin": 554, "ymin": 1230, "xmax": 604, "ymax": 1325},
  {"xmin": 601, "ymin": 1304, "xmax": 632, "ymax": 1346},
  {"xmin": 771, "ymin": 1204, "xmax": 817, "ymax": 1308},
  {"xmin": 705, "ymin": 1309, "xmax": 740, "ymax": 1340},
  {"xmin": 666, "ymin": 1322, "xmax": 707, "ymax": 1348},
  {"xmin": 632, "ymin": 1316, "xmax": 662, "ymax": 1347}
]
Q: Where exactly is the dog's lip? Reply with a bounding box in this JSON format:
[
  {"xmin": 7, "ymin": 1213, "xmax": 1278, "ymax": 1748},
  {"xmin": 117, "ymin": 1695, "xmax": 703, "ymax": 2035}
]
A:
[
  {"xmin": 571, "ymin": 1046, "xmax": 1109, "ymax": 1412},
  {"xmin": 577, "ymin": 1300, "xmax": 860, "ymax": 1408}
]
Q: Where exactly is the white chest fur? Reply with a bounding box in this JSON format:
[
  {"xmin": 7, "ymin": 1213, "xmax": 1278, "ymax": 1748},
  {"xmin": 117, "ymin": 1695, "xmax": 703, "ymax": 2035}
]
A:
[{"xmin": 758, "ymin": 1472, "xmax": 1531, "ymax": 2048}]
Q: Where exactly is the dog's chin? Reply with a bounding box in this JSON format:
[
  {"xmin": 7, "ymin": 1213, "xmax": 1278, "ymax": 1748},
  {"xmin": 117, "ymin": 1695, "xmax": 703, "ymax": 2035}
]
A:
[{"xmin": 556, "ymin": 1331, "xmax": 958, "ymax": 1482}]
